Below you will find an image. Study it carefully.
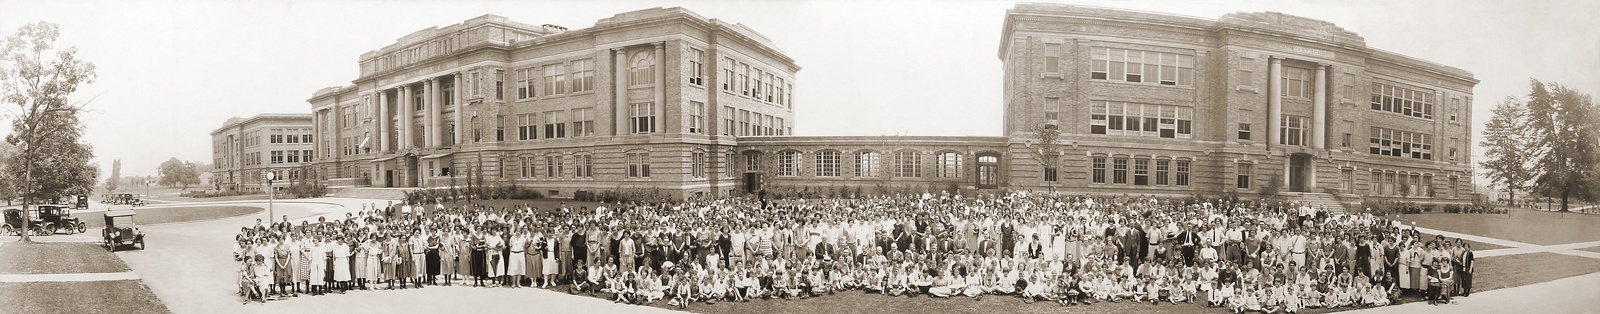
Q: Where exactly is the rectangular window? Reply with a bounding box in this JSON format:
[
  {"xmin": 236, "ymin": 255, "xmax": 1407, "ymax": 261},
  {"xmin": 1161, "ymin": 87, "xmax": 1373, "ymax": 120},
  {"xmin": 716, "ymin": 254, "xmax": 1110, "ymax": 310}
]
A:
[
  {"xmin": 270, "ymin": 151, "xmax": 283, "ymax": 164},
  {"xmin": 303, "ymin": 150, "xmax": 313, "ymax": 162},
  {"xmin": 777, "ymin": 151, "xmax": 798, "ymax": 176},
  {"xmin": 543, "ymin": 111, "xmax": 566, "ymax": 139},
  {"xmin": 1155, "ymin": 159, "xmax": 1170, "ymax": 186},
  {"xmin": 1112, "ymin": 157, "xmax": 1128, "ymax": 184},
  {"xmin": 494, "ymin": 69, "xmax": 504, "ymax": 100},
  {"xmin": 1089, "ymin": 47, "xmax": 1194, "ymax": 86},
  {"xmin": 630, "ymin": 102, "xmax": 656, "ymax": 134},
  {"xmin": 517, "ymin": 113, "xmax": 537, "ymax": 140},
  {"xmin": 286, "ymin": 150, "xmax": 299, "ymax": 163},
  {"xmin": 688, "ymin": 48, "xmax": 705, "ymax": 86},
  {"xmin": 1280, "ymin": 66, "xmax": 1312, "ymax": 98},
  {"xmin": 544, "ymin": 155, "xmax": 559, "ymax": 178},
  {"xmin": 516, "ymin": 68, "xmax": 534, "ymax": 99},
  {"xmin": 1341, "ymin": 133, "xmax": 1352, "ymax": 148},
  {"xmin": 737, "ymin": 63, "xmax": 750, "ymax": 96},
  {"xmin": 1133, "ymin": 158, "xmax": 1149, "ymax": 186},
  {"xmin": 1044, "ymin": 43, "xmax": 1061, "ymax": 73},
  {"xmin": 541, "ymin": 63, "xmax": 566, "ymax": 96},
  {"xmin": 936, "ymin": 152, "xmax": 963, "ymax": 178},
  {"xmin": 721, "ymin": 57, "xmax": 736, "ymax": 92},
  {"xmin": 689, "ymin": 101, "xmax": 706, "ymax": 134},
  {"xmin": 469, "ymin": 70, "xmax": 482, "ymax": 97},
  {"xmin": 626, "ymin": 152, "xmax": 650, "ymax": 178},
  {"xmin": 570, "ymin": 59, "xmax": 594, "ymax": 93},
  {"xmin": 815, "ymin": 151, "xmax": 840, "ymax": 177},
  {"xmin": 1091, "ymin": 157, "xmax": 1106, "ymax": 183},
  {"xmin": 1091, "ymin": 101, "xmax": 1192, "ymax": 138},
  {"xmin": 1175, "ymin": 160, "xmax": 1190, "ymax": 186},
  {"xmin": 1340, "ymin": 168, "xmax": 1354, "ymax": 192},
  {"xmin": 856, "ymin": 152, "xmax": 881, "ymax": 177},
  {"xmin": 737, "ymin": 109, "xmax": 750, "ymax": 136},
  {"xmin": 1280, "ymin": 115, "xmax": 1308, "ymax": 146},
  {"xmin": 691, "ymin": 151, "xmax": 706, "ymax": 178},
  {"xmin": 721, "ymin": 106, "xmax": 735, "ymax": 136},
  {"xmin": 575, "ymin": 154, "xmax": 593, "ymax": 178},
  {"xmin": 1369, "ymin": 82, "xmax": 1435, "ymax": 119},
  {"xmin": 1044, "ymin": 97, "xmax": 1060, "ymax": 121},
  {"xmin": 521, "ymin": 157, "xmax": 535, "ymax": 178},
  {"xmin": 570, "ymin": 108, "xmax": 594, "ymax": 137},
  {"xmin": 1044, "ymin": 167, "xmax": 1058, "ymax": 182},
  {"xmin": 1237, "ymin": 163, "xmax": 1253, "ymax": 189},
  {"xmin": 1369, "ymin": 126, "xmax": 1433, "ymax": 160},
  {"xmin": 745, "ymin": 153, "xmax": 760, "ymax": 172},
  {"xmin": 893, "ymin": 151, "xmax": 921, "ymax": 178}
]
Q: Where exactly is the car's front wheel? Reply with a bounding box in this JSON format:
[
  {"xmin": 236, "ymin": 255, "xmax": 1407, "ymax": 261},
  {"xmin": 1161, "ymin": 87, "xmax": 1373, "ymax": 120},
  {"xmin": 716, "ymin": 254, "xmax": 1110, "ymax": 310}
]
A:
[{"xmin": 75, "ymin": 222, "xmax": 86, "ymax": 234}]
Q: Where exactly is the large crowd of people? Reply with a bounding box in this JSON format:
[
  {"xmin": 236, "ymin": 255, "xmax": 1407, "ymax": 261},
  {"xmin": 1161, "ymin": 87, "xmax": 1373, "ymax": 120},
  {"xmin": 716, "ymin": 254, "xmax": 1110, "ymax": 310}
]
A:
[{"xmin": 232, "ymin": 192, "xmax": 1475, "ymax": 312}]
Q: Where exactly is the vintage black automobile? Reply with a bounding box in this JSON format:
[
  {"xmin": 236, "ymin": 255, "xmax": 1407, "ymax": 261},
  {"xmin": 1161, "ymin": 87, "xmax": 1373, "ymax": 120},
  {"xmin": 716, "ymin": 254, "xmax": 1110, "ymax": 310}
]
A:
[
  {"xmin": 102, "ymin": 209, "xmax": 145, "ymax": 251},
  {"xmin": 2, "ymin": 208, "xmax": 49, "ymax": 236},
  {"xmin": 36, "ymin": 204, "xmax": 87, "ymax": 235}
]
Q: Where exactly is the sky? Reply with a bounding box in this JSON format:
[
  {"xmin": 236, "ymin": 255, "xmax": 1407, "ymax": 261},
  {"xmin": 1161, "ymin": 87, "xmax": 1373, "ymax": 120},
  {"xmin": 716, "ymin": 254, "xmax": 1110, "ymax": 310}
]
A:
[{"xmin": 0, "ymin": 0, "xmax": 1596, "ymax": 183}]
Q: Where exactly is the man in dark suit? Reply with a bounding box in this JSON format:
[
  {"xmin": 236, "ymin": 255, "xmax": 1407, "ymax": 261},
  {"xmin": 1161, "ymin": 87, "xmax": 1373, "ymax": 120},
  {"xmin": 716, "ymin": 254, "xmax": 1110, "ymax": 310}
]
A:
[{"xmin": 1459, "ymin": 242, "xmax": 1474, "ymax": 297}]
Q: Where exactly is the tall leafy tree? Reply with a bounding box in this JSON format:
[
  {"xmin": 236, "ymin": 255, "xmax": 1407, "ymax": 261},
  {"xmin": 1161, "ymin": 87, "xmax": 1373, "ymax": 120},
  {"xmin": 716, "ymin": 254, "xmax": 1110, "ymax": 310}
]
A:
[
  {"xmin": 105, "ymin": 159, "xmax": 120, "ymax": 192},
  {"xmin": 1032, "ymin": 123, "xmax": 1063, "ymax": 193},
  {"xmin": 1525, "ymin": 79, "xmax": 1600, "ymax": 211},
  {"xmin": 0, "ymin": 21, "xmax": 99, "ymax": 242},
  {"xmin": 157, "ymin": 157, "xmax": 200, "ymax": 190},
  {"xmin": 1479, "ymin": 97, "xmax": 1538, "ymax": 206}
]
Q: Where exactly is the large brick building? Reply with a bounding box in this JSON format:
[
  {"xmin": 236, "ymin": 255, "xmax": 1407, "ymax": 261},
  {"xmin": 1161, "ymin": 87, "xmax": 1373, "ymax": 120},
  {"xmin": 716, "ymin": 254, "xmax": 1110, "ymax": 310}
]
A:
[
  {"xmin": 297, "ymin": 5, "xmax": 1477, "ymax": 204},
  {"xmin": 743, "ymin": 4, "xmax": 1477, "ymax": 204},
  {"xmin": 306, "ymin": 8, "xmax": 796, "ymax": 198},
  {"xmin": 210, "ymin": 114, "xmax": 315, "ymax": 193}
]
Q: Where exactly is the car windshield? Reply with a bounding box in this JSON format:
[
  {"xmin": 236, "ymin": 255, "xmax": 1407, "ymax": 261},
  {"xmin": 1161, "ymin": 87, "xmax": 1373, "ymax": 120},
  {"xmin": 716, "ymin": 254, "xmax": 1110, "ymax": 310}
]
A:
[{"xmin": 112, "ymin": 216, "xmax": 136, "ymax": 229}]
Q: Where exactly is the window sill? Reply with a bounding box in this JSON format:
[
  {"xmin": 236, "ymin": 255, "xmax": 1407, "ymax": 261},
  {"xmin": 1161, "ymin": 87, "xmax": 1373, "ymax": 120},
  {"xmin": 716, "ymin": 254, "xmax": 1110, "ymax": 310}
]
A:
[{"xmin": 1090, "ymin": 80, "xmax": 1197, "ymax": 90}]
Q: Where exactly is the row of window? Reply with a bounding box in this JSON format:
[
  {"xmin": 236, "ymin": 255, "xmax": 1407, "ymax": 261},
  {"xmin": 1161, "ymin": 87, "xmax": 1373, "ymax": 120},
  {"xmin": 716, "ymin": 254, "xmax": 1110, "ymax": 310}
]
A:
[
  {"xmin": 766, "ymin": 151, "xmax": 983, "ymax": 179},
  {"xmin": 1089, "ymin": 101, "xmax": 1194, "ymax": 138},
  {"xmin": 1087, "ymin": 47, "xmax": 1195, "ymax": 86},
  {"xmin": 514, "ymin": 108, "xmax": 597, "ymax": 140},
  {"xmin": 517, "ymin": 154, "xmax": 595, "ymax": 179},
  {"xmin": 268, "ymin": 128, "xmax": 314, "ymax": 144},
  {"xmin": 717, "ymin": 52, "xmax": 793, "ymax": 109},
  {"xmin": 514, "ymin": 59, "xmax": 596, "ymax": 99},
  {"xmin": 268, "ymin": 150, "xmax": 315, "ymax": 164},
  {"xmin": 1088, "ymin": 157, "xmax": 1191, "ymax": 186},
  {"xmin": 720, "ymin": 106, "xmax": 787, "ymax": 137},
  {"xmin": 1370, "ymin": 127, "xmax": 1433, "ymax": 160},
  {"xmin": 1371, "ymin": 82, "xmax": 1434, "ymax": 119}
]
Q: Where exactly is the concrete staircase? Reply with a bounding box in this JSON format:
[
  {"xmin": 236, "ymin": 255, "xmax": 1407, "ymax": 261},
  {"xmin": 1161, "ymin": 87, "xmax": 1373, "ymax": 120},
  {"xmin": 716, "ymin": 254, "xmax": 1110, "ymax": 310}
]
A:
[
  {"xmin": 331, "ymin": 187, "xmax": 410, "ymax": 201},
  {"xmin": 1283, "ymin": 192, "xmax": 1350, "ymax": 214}
]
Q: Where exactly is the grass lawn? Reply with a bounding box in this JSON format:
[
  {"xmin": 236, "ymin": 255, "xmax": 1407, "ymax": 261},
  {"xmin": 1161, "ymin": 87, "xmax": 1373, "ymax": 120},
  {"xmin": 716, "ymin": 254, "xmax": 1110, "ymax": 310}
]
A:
[
  {"xmin": 1418, "ymin": 232, "xmax": 1509, "ymax": 250},
  {"xmin": 1399, "ymin": 210, "xmax": 1600, "ymax": 246},
  {"xmin": 0, "ymin": 281, "xmax": 170, "ymax": 314},
  {"xmin": 1470, "ymin": 252, "xmax": 1600, "ymax": 292},
  {"xmin": 72, "ymin": 206, "xmax": 261, "ymax": 229},
  {"xmin": 0, "ymin": 243, "xmax": 131, "ymax": 274}
]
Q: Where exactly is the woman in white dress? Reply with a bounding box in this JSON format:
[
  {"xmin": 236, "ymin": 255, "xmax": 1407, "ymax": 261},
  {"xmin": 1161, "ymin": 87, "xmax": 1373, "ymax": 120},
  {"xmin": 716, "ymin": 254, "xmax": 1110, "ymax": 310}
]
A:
[
  {"xmin": 507, "ymin": 229, "xmax": 528, "ymax": 287},
  {"xmin": 333, "ymin": 237, "xmax": 352, "ymax": 291},
  {"xmin": 542, "ymin": 228, "xmax": 559, "ymax": 287}
]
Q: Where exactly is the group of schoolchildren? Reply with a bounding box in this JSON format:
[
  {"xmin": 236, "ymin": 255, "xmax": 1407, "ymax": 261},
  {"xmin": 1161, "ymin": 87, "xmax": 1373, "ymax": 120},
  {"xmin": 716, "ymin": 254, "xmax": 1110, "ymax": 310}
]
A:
[{"xmin": 231, "ymin": 192, "xmax": 1474, "ymax": 312}]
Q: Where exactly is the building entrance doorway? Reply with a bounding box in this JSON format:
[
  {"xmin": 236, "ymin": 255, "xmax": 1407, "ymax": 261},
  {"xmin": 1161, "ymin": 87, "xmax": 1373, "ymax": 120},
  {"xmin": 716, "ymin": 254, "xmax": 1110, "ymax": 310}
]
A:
[
  {"xmin": 976, "ymin": 154, "xmax": 1000, "ymax": 189},
  {"xmin": 744, "ymin": 172, "xmax": 762, "ymax": 192},
  {"xmin": 384, "ymin": 170, "xmax": 395, "ymax": 188},
  {"xmin": 405, "ymin": 154, "xmax": 420, "ymax": 188},
  {"xmin": 1289, "ymin": 153, "xmax": 1312, "ymax": 192}
]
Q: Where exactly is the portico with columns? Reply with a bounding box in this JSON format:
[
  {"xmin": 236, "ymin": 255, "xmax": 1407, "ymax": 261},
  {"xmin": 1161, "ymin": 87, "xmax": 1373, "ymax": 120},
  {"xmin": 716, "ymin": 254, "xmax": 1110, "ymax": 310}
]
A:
[{"xmin": 1264, "ymin": 55, "xmax": 1333, "ymax": 193}]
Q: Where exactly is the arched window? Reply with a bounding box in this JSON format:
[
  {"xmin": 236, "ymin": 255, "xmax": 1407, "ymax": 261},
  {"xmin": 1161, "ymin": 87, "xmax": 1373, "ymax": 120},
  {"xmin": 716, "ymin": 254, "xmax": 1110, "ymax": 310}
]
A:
[
  {"xmin": 855, "ymin": 151, "xmax": 881, "ymax": 177},
  {"xmin": 630, "ymin": 51, "xmax": 655, "ymax": 86},
  {"xmin": 777, "ymin": 150, "xmax": 800, "ymax": 176},
  {"xmin": 815, "ymin": 150, "xmax": 841, "ymax": 177},
  {"xmin": 936, "ymin": 152, "xmax": 963, "ymax": 178},
  {"xmin": 893, "ymin": 150, "xmax": 921, "ymax": 178}
]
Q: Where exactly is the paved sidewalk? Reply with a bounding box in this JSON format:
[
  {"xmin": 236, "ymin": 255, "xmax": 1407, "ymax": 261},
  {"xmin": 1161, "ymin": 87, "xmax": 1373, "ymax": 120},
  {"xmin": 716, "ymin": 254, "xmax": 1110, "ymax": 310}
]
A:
[
  {"xmin": 1347, "ymin": 270, "xmax": 1600, "ymax": 314},
  {"xmin": 0, "ymin": 272, "xmax": 139, "ymax": 283}
]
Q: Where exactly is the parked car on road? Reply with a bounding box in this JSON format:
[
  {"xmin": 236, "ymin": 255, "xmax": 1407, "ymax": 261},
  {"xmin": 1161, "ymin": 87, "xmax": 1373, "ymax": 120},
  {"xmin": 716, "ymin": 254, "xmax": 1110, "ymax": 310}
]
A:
[{"xmin": 102, "ymin": 209, "xmax": 145, "ymax": 251}]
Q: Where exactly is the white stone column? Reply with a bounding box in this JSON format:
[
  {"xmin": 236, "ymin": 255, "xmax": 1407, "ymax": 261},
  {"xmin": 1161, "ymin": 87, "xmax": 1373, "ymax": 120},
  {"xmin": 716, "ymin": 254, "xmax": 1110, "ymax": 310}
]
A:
[
  {"xmin": 399, "ymin": 85, "xmax": 412, "ymax": 150},
  {"xmin": 429, "ymin": 78, "xmax": 442, "ymax": 148},
  {"xmin": 1312, "ymin": 65, "xmax": 1328, "ymax": 150},
  {"xmin": 1267, "ymin": 57, "xmax": 1283, "ymax": 149},
  {"xmin": 453, "ymin": 72, "xmax": 463, "ymax": 146},
  {"xmin": 377, "ymin": 89, "xmax": 389, "ymax": 153},
  {"xmin": 653, "ymin": 42, "xmax": 665, "ymax": 134},
  {"xmin": 614, "ymin": 49, "xmax": 628, "ymax": 136}
]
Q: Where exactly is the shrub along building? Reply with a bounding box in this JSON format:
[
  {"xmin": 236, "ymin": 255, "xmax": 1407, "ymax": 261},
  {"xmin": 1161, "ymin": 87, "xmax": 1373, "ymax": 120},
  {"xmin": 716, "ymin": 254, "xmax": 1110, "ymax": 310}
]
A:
[{"xmin": 302, "ymin": 5, "xmax": 1478, "ymax": 205}]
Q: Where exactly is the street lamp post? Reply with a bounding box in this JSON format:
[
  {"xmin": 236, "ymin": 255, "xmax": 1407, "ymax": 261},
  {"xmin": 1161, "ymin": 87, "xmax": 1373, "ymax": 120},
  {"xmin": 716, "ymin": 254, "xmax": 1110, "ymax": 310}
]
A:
[
  {"xmin": 144, "ymin": 179, "xmax": 151, "ymax": 201},
  {"xmin": 265, "ymin": 171, "xmax": 276, "ymax": 223}
]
